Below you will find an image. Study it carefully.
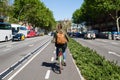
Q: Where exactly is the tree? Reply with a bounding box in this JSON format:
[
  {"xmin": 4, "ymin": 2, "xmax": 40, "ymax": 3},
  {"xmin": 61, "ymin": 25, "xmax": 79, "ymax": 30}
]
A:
[
  {"xmin": 101, "ymin": 0, "xmax": 120, "ymax": 32},
  {"xmin": 72, "ymin": 0, "xmax": 120, "ymax": 32},
  {"xmin": 0, "ymin": 0, "xmax": 9, "ymax": 17},
  {"xmin": 13, "ymin": 0, "xmax": 56, "ymax": 31},
  {"xmin": 85, "ymin": 0, "xmax": 120, "ymax": 32}
]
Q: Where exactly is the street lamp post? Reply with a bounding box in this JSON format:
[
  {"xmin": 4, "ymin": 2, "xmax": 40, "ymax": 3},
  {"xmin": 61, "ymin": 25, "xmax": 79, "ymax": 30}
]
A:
[{"xmin": 18, "ymin": 4, "xmax": 29, "ymax": 22}]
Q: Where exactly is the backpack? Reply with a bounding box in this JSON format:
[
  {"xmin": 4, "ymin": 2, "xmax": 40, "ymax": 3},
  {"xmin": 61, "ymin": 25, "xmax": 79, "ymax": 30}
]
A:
[{"xmin": 56, "ymin": 30, "xmax": 67, "ymax": 44}]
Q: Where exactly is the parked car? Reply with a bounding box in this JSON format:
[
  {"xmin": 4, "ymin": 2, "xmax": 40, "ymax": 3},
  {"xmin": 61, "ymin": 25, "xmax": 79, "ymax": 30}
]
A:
[
  {"xmin": 111, "ymin": 31, "xmax": 120, "ymax": 40},
  {"xmin": 116, "ymin": 35, "xmax": 120, "ymax": 40},
  {"xmin": 115, "ymin": 32, "xmax": 120, "ymax": 40},
  {"xmin": 84, "ymin": 31, "xmax": 96, "ymax": 39},
  {"xmin": 27, "ymin": 29, "xmax": 36, "ymax": 38},
  {"xmin": 99, "ymin": 31, "xmax": 111, "ymax": 39},
  {"xmin": 12, "ymin": 33, "xmax": 25, "ymax": 41}
]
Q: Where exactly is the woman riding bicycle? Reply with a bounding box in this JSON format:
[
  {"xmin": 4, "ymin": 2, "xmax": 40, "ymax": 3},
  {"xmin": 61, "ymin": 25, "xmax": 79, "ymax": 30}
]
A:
[{"xmin": 54, "ymin": 23, "xmax": 69, "ymax": 66}]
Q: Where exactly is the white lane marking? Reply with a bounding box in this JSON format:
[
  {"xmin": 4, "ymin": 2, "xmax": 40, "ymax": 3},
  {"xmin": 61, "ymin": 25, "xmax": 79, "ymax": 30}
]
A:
[
  {"xmin": 108, "ymin": 51, "xmax": 120, "ymax": 57},
  {"xmin": 45, "ymin": 70, "xmax": 50, "ymax": 79},
  {"xmin": 8, "ymin": 41, "xmax": 50, "ymax": 80},
  {"xmin": 51, "ymin": 57, "xmax": 54, "ymax": 62},
  {"xmin": 53, "ymin": 51, "xmax": 56, "ymax": 54}
]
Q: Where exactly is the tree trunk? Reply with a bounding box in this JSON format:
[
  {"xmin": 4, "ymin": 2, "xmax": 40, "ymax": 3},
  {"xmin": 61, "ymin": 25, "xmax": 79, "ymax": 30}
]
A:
[{"xmin": 116, "ymin": 17, "xmax": 120, "ymax": 32}]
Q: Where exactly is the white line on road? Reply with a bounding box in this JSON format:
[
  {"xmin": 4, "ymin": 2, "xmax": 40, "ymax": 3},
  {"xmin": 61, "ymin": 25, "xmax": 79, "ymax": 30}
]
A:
[
  {"xmin": 53, "ymin": 51, "xmax": 56, "ymax": 54},
  {"xmin": 8, "ymin": 41, "xmax": 50, "ymax": 80},
  {"xmin": 51, "ymin": 57, "xmax": 54, "ymax": 62},
  {"xmin": 108, "ymin": 51, "xmax": 120, "ymax": 57},
  {"xmin": 45, "ymin": 70, "xmax": 50, "ymax": 79}
]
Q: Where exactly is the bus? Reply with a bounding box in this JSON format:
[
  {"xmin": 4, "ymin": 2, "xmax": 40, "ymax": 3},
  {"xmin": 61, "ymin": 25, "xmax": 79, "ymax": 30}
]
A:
[
  {"xmin": 0, "ymin": 22, "xmax": 12, "ymax": 42},
  {"xmin": 11, "ymin": 24, "xmax": 28, "ymax": 37}
]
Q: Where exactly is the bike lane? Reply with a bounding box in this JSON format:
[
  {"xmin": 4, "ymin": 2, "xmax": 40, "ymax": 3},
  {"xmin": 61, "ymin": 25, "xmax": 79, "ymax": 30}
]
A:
[{"xmin": 5, "ymin": 41, "xmax": 83, "ymax": 80}]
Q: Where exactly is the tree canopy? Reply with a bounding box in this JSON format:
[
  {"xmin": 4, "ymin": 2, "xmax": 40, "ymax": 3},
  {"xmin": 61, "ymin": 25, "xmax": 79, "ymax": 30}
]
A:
[
  {"xmin": 11, "ymin": 0, "xmax": 56, "ymax": 31},
  {"xmin": 72, "ymin": 0, "xmax": 120, "ymax": 32},
  {"xmin": 0, "ymin": 0, "xmax": 9, "ymax": 17}
]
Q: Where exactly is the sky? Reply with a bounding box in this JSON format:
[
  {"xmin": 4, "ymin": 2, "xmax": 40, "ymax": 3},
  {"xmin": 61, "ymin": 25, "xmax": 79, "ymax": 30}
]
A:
[
  {"xmin": 9, "ymin": 0, "xmax": 84, "ymax": 21},
  {"xmin": 9, "ymin": 0, "xmax": 14, "ymax": 5},
  {"xmin": 41, "ymin": 0, "xmax": 84, "ymax": 21}
]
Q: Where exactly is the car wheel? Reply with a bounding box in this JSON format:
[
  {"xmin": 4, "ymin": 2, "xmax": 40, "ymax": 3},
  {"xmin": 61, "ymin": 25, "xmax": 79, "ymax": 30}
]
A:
[{"xmin": 5, "ymin": 37, "xmax": 8, "ymax": 42}]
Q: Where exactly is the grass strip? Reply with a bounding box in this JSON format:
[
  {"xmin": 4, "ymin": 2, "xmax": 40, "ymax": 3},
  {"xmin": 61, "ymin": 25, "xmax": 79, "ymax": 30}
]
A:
[{"xmin": 68, "ymin": 38, "xmax": 120, "ymax": 80}]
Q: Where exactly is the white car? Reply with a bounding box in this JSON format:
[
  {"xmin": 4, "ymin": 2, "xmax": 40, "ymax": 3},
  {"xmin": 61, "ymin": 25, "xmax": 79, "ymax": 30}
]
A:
[
  {"xmin": 84, "ymin": 31, "xmax": 96, "ymax": 39},
  {"xmin": 116, "ymin": 35, "xmax": 120, "ymax": 40}
]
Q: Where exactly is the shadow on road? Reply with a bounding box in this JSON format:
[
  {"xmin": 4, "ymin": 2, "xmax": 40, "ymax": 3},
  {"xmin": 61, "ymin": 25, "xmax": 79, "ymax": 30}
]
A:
[{"xmin": 42, "ymin": 62, "xmax": 60, "ymax": 74}]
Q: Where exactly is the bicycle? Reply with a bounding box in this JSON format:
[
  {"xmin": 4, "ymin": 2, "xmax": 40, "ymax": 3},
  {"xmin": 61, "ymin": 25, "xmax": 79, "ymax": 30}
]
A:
[{"xmin": 58, "ymin": 48, "xmax": 64, "ymax": 74}]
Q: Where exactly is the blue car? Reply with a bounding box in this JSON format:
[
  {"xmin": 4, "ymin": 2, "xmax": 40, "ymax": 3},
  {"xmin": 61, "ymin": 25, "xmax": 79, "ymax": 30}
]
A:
[{"xmin": 12, "ymin": 33, "xmax": 25, "ymax": 41}]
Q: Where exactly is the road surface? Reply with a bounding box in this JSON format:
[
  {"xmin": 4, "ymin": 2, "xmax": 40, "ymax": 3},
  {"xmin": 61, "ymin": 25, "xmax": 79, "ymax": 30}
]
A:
[
  {"xmin": 0, "ymin": 36, "xmax": 82, "ymax": 80},
  {"xmin": 74, "ymin": 38, "xmax": 120, "ymax": 65}
]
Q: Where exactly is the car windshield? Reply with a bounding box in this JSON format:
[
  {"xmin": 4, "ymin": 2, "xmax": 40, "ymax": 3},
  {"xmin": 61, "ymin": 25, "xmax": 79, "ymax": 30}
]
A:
[
  {"xmin": 87, "ymin": 31, "xmax": 94, "ymax": 34},
  {"xmin": 0, "ymin": 23, "xmax": 11, "ymax": 30},
  {"xmin": 15, "ymin": 34, "xmax": 21, "ymax": 36},
  {"xmin": 19, "ymin": 27, "xmax": 27, "ymax": 30}
]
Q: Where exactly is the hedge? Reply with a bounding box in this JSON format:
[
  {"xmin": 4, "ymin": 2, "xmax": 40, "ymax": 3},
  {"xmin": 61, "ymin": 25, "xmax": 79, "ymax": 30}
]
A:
[{"xmin": 68, "ymin": 38, "xmax": 120, "ymax": 80}]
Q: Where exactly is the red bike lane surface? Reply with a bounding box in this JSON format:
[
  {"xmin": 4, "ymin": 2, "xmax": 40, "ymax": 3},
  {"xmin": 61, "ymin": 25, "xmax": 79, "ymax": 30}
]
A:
[{"xmin": 5, "ymin": 42, "xmax": 83, "ymax": 80}]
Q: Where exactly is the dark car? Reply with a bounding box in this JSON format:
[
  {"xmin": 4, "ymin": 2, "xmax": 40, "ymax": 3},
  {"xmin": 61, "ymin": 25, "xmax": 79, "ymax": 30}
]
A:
[{"xmin": 12, "ymin": 33, "xmax": 25, "ymax": 41}]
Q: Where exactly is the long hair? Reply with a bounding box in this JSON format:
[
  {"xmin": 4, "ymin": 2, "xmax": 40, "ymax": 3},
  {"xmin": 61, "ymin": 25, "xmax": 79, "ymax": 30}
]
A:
[
  {"xmin": 56, "ymin": 23, "xmax": 63, "ymax": 32},
  {"xmin": 58, "ymin": 24, "xmax": 62, "ymax": 29},
  {"xmin": 57, "ymin": 23, "xmax": 62, "ymax": 29}
]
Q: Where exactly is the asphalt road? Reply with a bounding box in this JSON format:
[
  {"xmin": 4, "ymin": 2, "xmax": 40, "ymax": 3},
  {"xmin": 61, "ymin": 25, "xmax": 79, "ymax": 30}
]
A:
[
  {"xmin": 0, "ymin": 35, "xmax": 82, "ymax": 80},
  {"xmin": 74, "ymin": 38, "xmax": 120, "ymax": 65},
  {"xmin": 0, "ymin": 36, "xmax": 50, "ymax": 73}
]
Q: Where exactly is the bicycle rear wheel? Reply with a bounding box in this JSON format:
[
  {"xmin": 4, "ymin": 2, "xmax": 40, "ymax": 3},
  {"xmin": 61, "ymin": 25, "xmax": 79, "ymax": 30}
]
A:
[{"xmin": 58, "ymin": 55, "xmax": 63, "ymax": 74}]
